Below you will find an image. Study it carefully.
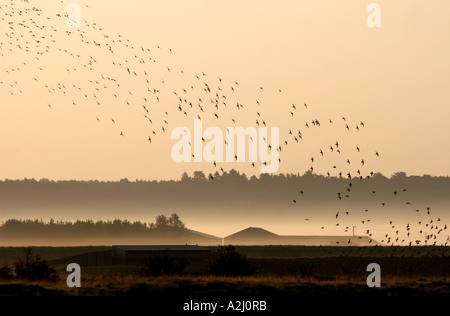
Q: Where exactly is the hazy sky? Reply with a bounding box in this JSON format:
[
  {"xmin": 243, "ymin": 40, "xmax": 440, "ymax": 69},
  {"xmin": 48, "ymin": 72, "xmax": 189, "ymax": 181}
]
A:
[{"xmin": 1, "ymin": 0, "xmax": 449, "ymax": 181}]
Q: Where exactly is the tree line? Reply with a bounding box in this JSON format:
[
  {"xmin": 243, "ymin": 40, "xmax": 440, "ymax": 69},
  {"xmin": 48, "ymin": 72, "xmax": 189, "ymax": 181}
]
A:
[
  {"xmin": 0, "ymin": 214, "xmax": 186, "ymax": 237},
  {"xmin": 2, "ymin": 170, "xmax": 448, "ymax": 184}
]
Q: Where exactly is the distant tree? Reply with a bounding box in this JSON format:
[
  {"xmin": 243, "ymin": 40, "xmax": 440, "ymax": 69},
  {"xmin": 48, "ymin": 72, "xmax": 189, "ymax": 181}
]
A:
[
  {"xmin": 181, "ymin": 172, "xmax": 190, "ymax": 182},
  {"xmin": 259, "ymin": 173, "xmax": 272, "ymax": 181},
  {"xmin": 154, "ymin": 215, "xmax": 169, "ymax": 229},
  {"xmin": 193, "ymin": 171, "xmax": 206, "ymax": 181},
  {"xmin": 391, "ymin": 171, "xmax": 407, "ymax": 179},
  {"xmin": 302, "ymin": 170, "xmax": 315, "ymax": 178},
  {"xmin": 208, "ymin": 245, "xmax": 254, "ymax": 276},
  {"xmin": 372, "ymin": 172, "xmax": 388, "ymax": 180},
  {"xmin": 227, "ymin": 169, "xmax": 241, "ymax": 179},
  {"xmin": 150, "ymin": 213, "xmax": 186, "ymax": 231},
  {"xmin": 221, "ymin": 169, "xmax": 246, "ymax": 182},
  {"xmin": 168, "ymin": 213, "xmax": 185, "ymax": 229}
]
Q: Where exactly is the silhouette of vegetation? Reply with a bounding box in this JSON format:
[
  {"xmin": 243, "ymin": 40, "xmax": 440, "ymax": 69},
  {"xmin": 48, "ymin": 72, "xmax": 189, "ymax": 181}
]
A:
[
  {"xmin": 208, "ymin": 245, "xmax": 254, "ymax": 276},
  {"xmin": 0, "ymin": 213, "xmax": 186, "ymax": 239},
  {"xmin": 1, "ymin": 171, "xmax": 447, "ymax": 214},
  {"xmin": 8, "ymin": 247, "xmax": 58, "ymax": 281},
  {"xmin": 0, "ymin": 171, "xmax": 449, "ymax": 246},
  {"xmin": 150, "ymin": 213, "xmax": 185, "ymax": 230},
  {"xmin": 139, "ymin": 252, "xmax": 190, "ymax": 277},
  {"xmin": 0, "ymin": 265, "xmax": 13, "ymax": 280}
]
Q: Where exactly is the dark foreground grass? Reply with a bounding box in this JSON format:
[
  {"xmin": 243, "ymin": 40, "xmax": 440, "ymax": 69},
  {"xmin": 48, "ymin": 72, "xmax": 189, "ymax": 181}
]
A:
[
  {"xmin": 0, "ymin": 246, "xmax": 449, "ymax": 298},
  {"xmin": 1, "ymin": 245, "xmax": 448, "ymax": 265},
  {"xmin": 1, "ymin": 275, "xmax": 449, "ymax": 297}
]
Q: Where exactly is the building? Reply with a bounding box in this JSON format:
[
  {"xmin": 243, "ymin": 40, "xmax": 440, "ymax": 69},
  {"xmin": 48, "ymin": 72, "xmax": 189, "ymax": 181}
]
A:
[
  {"xmin": 48, "ymin": 227, "xmax": 379, "ymax": 268},
  {"xmin": 112, "ymin": 245, "xmax": 212, "ymax": 269},
  {"xmin": 224, "ymin": 227, "xmax": 378, "ymax": 246}
]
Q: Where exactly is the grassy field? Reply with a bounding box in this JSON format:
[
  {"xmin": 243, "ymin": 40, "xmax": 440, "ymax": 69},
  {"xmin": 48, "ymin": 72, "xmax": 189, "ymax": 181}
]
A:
[
  {"xmin": 1, "ymin": 245, "xmax": 448, "ymax": 265},
  {"xmin": 0, "ymin": 274, "xmax": 449, "ymax": 297},
  {"xmin": 0, "ymin": 246, "xmax": 449, "ymax": 297}
]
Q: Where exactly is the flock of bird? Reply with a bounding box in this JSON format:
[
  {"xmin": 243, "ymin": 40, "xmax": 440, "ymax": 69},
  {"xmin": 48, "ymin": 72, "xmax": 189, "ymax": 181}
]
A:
[{"xmin": 0, "ymin": 0, "xmax": 448, "ymax": 247}]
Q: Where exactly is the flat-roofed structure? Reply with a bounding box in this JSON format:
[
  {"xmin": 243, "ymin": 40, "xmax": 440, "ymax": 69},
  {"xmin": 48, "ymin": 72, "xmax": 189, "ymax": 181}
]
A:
[{"xmin": 112, "ymin": 245, "xmax": 212, "ymax": 268}]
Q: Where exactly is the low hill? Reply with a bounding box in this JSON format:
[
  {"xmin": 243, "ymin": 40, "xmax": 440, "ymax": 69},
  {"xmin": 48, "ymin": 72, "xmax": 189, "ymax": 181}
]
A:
[
  {"xmin": 0, "ymin": 217, "xmax": 222, "ymax": 246},
  {"xmin": 224, "ymin": 227, "xmax": 378, "ymax": 246}
]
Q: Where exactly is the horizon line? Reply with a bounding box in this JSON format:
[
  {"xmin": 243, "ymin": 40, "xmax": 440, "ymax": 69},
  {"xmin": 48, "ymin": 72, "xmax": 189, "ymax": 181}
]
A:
[{"xmin": 1, "ymin": 170, "xmax": 449, "ymax": 182}]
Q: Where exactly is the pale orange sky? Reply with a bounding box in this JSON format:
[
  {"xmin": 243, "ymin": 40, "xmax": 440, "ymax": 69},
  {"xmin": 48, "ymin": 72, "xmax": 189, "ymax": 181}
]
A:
[{"xmin": 1, "ymin": 0, "xmax": 450, "ymax": 181}]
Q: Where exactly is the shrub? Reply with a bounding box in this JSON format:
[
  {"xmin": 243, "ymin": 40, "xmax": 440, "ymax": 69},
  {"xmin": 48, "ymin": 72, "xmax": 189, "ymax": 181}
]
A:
[
  {"xmin": 0, "ymin": 265, "xmax": 13, "ymax": 280},
  {"xmin": 208, "ymin": 245, "xmax": 254, "ymax": 276},
  {"xmin": 13, "ymin": 247, "xmax": 58, "ymax": 281}
]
